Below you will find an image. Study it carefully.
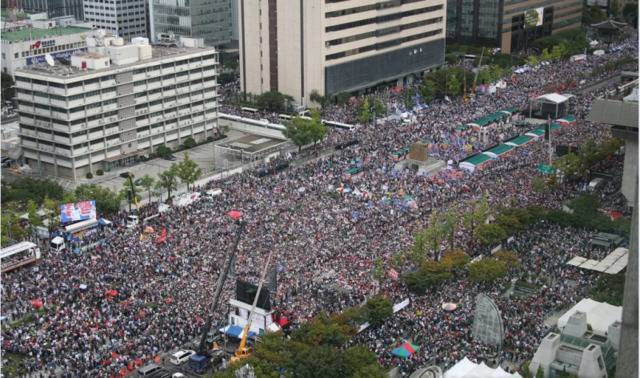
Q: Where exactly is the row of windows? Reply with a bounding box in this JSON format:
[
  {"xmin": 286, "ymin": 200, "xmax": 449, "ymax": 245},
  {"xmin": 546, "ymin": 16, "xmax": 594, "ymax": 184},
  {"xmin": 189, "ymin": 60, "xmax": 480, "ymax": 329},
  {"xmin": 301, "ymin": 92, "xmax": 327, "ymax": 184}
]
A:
[
  {"xmin": 326, "ymin": 17, "xmax": 442, "ymax": 47},
  {"xmin": 325, "ymin": 4, "xmax": 443, "ymax": 33},
  {"xmin": 22, "ymin": 105, "xmax": 213, "ymax": 145},
  {"xmin": 325, "ymin": 0, "xmax": 425, "ymax": 18},
  {"xmin": 326, "ymin": 29, "xmax": 442, "ymax": 60}
]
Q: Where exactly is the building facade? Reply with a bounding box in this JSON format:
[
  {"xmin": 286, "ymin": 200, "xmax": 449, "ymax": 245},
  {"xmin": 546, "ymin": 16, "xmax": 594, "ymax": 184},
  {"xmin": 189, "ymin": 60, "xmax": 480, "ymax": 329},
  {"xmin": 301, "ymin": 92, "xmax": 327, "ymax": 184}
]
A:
[
  {"xmin": 20, "ymin": 0, "xmax": 84, "ymax": 20},
  {"xmin": 239, "ymin": 0, "xmax": 447, "ymax": 106},
  {"xmin": 83, "ymin": 0, "xmax": 148, "ymax": 40},
  {"xmin": 149, "ymin": 0, "xmax": 233, "ymax": 46},
  {"xmin": 15, "ymin": 34, "xmax": 218, "ymax": 180},
  {"xmin": 1, "ymin": 25, "xmax": 91, "ymax": 76},
  {"xmin": 446, "ymin": 0, "xmax": 583, "ymax": 53}
]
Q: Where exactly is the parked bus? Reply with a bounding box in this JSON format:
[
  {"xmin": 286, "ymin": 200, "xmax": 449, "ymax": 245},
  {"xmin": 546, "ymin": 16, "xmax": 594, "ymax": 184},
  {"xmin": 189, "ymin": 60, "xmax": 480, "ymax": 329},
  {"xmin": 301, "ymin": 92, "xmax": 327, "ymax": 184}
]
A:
[
  {"xmin": 323, "ymin": 120, "xmax": 355, "ymax": 131},
  {"xmin": 241, "ymin": 107, "xmax": 259, "ymax": 113},
  {"xmin": 1, "ymin": 241, "xmax": 41, "ymax": 273}
]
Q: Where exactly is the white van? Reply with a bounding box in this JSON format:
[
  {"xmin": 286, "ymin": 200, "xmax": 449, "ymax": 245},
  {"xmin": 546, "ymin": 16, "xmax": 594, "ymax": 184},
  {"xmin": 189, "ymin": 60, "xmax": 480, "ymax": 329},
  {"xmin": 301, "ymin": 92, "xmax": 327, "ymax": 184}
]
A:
[
  {"xmin": 50, "ymin": 236, "xmax": 65, "ymax": 252},
  {"xmin": 126, "ymin": 215, "xmax": 139, "ymax": 228},
  {"xmin": 170, "ymin": 349, "xmax": 195, "ymax": 365}
]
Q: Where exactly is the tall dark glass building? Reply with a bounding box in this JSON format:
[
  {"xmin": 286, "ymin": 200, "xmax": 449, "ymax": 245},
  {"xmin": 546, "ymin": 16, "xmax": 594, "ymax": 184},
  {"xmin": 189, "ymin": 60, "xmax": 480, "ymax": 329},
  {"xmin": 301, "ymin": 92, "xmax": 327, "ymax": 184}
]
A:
[{"xmin": 447, "ymin": 0, "xmax": 583, "ymax": 53}]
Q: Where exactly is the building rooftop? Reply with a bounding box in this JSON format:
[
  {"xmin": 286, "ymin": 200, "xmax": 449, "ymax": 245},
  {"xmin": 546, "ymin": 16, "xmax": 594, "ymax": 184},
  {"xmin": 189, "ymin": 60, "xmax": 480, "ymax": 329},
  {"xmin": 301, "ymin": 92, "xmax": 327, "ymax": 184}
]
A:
[
  {"xmin": 1, "ymin": 26, "xmax": 92, "ymax": 43},
  {"xmin": 15, "ymin": 44, "xmax": 216, "ymax": 79}
]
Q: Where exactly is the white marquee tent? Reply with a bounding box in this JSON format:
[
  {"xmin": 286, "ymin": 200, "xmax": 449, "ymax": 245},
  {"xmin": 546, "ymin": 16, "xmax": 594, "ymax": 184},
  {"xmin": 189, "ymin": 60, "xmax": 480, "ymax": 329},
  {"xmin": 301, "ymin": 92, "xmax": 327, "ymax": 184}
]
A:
[
  {"xmin": 444, "ymin": 357, "xmax": 523, "ymax": 378},
  {"xmin": 557, "ymin": 298, "xmax": 622, "ymax": 335}
]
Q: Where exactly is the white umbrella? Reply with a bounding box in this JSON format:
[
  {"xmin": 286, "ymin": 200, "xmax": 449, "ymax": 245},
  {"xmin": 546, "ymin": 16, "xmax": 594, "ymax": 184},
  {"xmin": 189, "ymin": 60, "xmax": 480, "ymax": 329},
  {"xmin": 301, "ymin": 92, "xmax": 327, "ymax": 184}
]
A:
[
  {"xmin": 79, "ymin": 284, "xmax": 88, "ymax": 290},
  {"xmin": 441, "ymin": 303, "xmax": 457, "ymax": 312}
]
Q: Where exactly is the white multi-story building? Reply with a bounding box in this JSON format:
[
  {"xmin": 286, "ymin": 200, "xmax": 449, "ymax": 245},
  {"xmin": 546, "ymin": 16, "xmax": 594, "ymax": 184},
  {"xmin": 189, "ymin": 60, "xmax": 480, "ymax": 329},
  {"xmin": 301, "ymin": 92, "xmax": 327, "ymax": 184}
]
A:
[
  {"xmin": 15, "ymin": 33, "xmax": 219, "ymax": 181},
  {"xmin": 1, "ymin": 14, "xmax": 92, "ymax": 76},
  {"xmin": 239, "ymin": 0, "xmax": 447, "ymax": 105},
  {"xmin": 83, "ymin": 0, "xmax": 147, "ymax": 41}
]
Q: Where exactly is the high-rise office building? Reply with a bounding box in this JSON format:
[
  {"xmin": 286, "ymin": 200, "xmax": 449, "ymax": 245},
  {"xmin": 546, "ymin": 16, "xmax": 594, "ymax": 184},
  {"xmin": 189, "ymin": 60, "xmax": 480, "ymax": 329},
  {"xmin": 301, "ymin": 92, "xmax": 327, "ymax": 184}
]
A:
[
  {"xmin": 447, "ymin": 0, "xmax": 583, "ymax": 53},
  {"xmin": 239, "ymin": 0, "xmax": 447, "ymax": 106},
  {"xmin": 149, "ymin": 0, "xmax": 233, "ymax": 47},
  {"xmin": 15, "ymin": 32, "xmax": 218, "ymax": 181},
  {"xmin": 83, "ymin": 0, "xmax": 148, "ymax": 41},
  {"xmin": 21, "ymin": 0, "xmax": 84, "ymax": 20}
]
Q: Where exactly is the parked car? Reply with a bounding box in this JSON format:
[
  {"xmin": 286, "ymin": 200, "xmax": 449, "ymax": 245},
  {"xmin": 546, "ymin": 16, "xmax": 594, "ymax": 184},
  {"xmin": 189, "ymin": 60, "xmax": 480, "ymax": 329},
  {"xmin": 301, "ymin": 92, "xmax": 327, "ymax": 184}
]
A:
[{"xmin": 164, "ymin": 154, "xmax": 178, "ymax": 161}]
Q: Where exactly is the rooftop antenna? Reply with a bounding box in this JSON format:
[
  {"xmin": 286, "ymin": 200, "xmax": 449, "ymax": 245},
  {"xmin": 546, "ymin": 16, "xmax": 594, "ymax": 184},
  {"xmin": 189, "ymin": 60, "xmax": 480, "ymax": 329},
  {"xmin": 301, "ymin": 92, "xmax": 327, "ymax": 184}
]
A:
[{"xmin": 45, "ymin": 54, "xmax": 55, "ymax": 66}]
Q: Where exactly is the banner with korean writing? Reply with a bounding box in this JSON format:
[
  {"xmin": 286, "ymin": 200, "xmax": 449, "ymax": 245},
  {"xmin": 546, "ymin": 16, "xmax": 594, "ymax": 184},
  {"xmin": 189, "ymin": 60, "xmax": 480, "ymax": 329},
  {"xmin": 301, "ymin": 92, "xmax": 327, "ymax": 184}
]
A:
[{"xmin": 60, "ymin": 200, "xmax": 97, "ymax": 223}]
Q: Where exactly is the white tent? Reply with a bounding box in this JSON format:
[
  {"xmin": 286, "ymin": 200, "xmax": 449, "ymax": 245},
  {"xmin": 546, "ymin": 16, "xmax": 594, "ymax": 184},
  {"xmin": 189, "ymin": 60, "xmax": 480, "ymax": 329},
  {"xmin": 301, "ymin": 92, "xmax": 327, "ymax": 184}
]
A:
[
  {"xmin": 535, "ymin": 93, "xmax": 569, "ymax": 105},
  {"xmin": 444, "ymin": 357, "xmax": 523, "ymax": 378},
  {"xmin": 557, "ymin": 298, "xmax": 622, "ymax": 335}
]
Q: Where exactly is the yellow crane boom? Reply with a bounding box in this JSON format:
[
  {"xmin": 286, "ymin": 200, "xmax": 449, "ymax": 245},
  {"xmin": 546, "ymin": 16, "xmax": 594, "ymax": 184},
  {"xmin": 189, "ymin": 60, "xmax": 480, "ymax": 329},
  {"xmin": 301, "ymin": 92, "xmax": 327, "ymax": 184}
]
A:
[{"xmin": 232, "ymin": 248, "xmax": 275, "ymax": 361}]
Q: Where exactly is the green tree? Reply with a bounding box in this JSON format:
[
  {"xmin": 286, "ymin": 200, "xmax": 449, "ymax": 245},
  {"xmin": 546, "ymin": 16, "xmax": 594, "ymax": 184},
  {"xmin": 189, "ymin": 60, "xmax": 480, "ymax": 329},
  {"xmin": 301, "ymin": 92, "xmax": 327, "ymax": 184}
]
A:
[
  {"xmin": 494, "ymin": 250, "xmax": 521, "ymax": 270},
  {"xmin": 1, "ymin": 203, "xmax": 26, "ymax": 246},
  {"xmin": 1, "ymin": 72, "xmax": 15, "ymax": 99},
  {"xmin": 474, "ymin": 223, "xmax": 507, "ymax": 246},
  {"xmin": 463, "ymin": 195, "xmax": 490, "ymax": 236},
  {"xmin": 358, "ymin": 98, "xmax": 372, "ymax": 124},
  {"xmin": 495, "ymin": 214, "xmax": 522, "ymax": 236},
  {"xmin": 420, "ymin": 79, "xmax": 437, "ymax": 102},
  {"xmin": 26, "ymin": 199, "xmax": 42, "ymax": 230},
  {"xmin": 554, "ymin": 152, "xmax": 586, "ymax": 180},
  {"xmin": 283, "ymin": 116, "xmax": 312, "ymax": 152},
  {"xmin": 42, "ymin": 196, "xmax": 59, "ymax": 231},
  {"xmin": 176, "ymin": 152, "xmax": 202, "ymax": 190},
  {"xmin": 440, "ymin": 249, "xmax": 470, "ymax": 272},
  {"xmin": 158, "ymin": 164, "xmax": 179, "ymax": 200},
  {"xmin": 182, "ymin": 136, "xmax": 196, "ymax": 149},
  {"xmin": 256, "ymin": 91, "xmax": 293, "ymax": 112},
  {"xmin": 372, "ymin": 98, "xmax": 386, "ymax": 117},
  {"xmin": 310, "ymin": 90, "xmax": 326, "ymax": 107},
  {"xmin": 307, "ymin": 109, "xmax": 327, "ymax": 147},
  {"xmin": 403, "ymin": 260, "xmax": 452, "ymax": 294},
  {"xmin": 446, "ymin": 73, "xmax": 462, "ymax": 97},
  {"xmin": 1, "ymin": 178, "xmax": 64, "ymax": 205},
  {"xmin": 343, "ymin": 347, "xmax": 386, "ymax": 378},
  {"xmin": 364, "ymin": 295, "xmax": 393, "ymax": 326},
  {"xmin": 536, "ymin": 365, "xmax": 544, "ymax": 378},
  {"xmin": 74, "ymin": 184, "xmax": 122, "ymax": 215},
  {"xmin": 139, "ymin": 174, "xmax": 155, "ymax": 202},
  {"xmin": 469, "ymin": 258, "xmax": 507, "ymax": 283},
  {"xmin": 583, "ymin": 5, "xmax": 608, "ymax": 25},
  {"xmin": 156, "ymin": 145, "xmax": 172, "ymax": 158}
]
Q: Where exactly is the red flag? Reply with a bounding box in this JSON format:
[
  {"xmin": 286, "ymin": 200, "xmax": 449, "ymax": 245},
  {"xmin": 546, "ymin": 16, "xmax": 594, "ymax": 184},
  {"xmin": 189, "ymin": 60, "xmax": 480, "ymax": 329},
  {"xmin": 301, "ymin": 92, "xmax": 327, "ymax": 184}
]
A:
[
  {"xmin": 155, "ymin": 228, "xmax": 167, "ymax": 244},
  {"xmin": 30, "ymin": 298, "xmax": 43, "ymax": 309}
]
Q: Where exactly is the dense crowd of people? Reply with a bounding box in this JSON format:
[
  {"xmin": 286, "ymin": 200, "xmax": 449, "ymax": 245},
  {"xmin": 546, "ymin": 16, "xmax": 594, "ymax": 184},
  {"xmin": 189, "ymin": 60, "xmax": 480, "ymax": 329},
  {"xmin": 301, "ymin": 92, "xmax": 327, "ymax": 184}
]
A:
[{"xmin": 1, "ymin": 35, "xmax": 637, "ymax": 377}]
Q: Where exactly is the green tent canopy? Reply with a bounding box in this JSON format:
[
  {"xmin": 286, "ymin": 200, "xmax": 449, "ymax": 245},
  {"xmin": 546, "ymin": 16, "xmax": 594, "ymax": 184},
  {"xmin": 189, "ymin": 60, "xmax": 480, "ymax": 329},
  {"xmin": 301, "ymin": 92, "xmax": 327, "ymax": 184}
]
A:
[
  {"xmin": 505, "ymin": 135, "xmax": 534, "ymax": 147},
  {"xmin": 462, "ymin": 153, "xmax": 493, "ymax": 165},
  {"xmin": 484, "ymin": 144, "xmax": 515, "ymax": 156}
]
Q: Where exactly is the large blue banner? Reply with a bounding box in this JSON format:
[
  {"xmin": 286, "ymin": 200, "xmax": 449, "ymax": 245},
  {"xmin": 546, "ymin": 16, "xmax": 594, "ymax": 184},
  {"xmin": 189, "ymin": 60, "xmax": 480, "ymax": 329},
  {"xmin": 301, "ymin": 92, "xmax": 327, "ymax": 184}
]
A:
[{"xmin": 59, "ymin": 200, "xmax": 96, "ymax": 223}]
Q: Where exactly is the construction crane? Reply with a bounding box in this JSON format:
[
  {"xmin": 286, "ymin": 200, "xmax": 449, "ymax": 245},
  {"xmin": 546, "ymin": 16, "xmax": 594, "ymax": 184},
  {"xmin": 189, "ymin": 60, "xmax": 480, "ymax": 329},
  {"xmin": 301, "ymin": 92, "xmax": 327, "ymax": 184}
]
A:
[
  {"xmin": 190, "ymin": 211, "xmax": 246, "ymax": 373},
  {"xmin": 472, "ymin": 47, "xmax": 486, "ymax": 94},
  {"xmin": 231, "ymin": 247, "xmax": 276, "ymax": 362}
]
